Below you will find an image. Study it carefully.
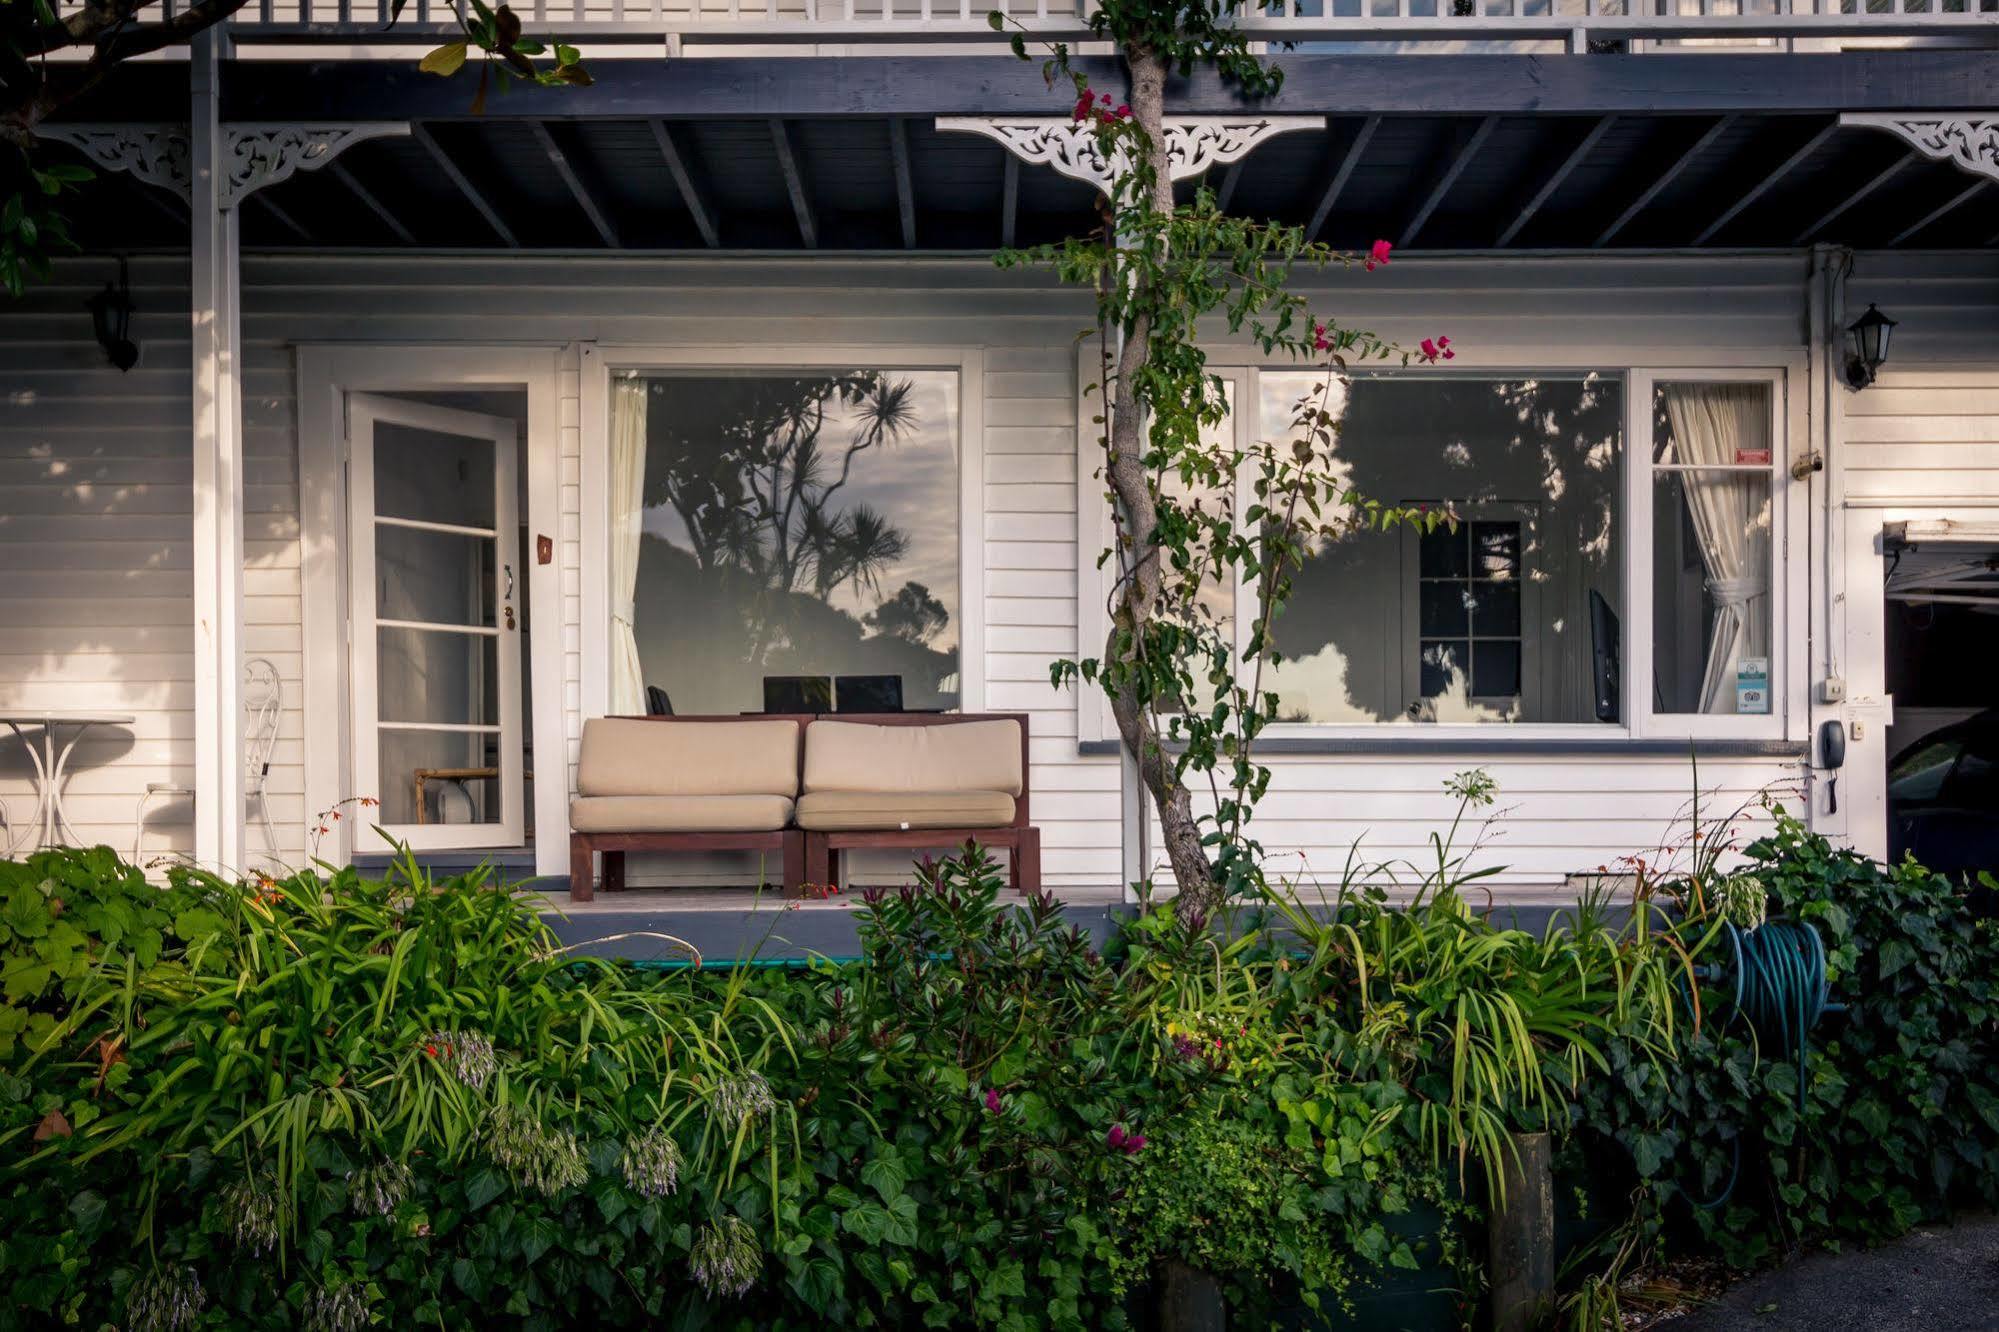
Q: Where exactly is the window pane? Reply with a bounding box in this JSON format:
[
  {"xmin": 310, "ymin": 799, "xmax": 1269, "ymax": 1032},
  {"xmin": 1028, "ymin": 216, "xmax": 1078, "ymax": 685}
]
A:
[
  {"xmin": 376, "ymin": 627, "xmax": 498, "ymax": 727},
  {"xmin": 626, "ymin": 372, "xmax": 960, "ymax": 715},
  {"xmin": 1260, "ymin": 375, "xmax": 1622, "ymax": 724},
  {"xmin": 373, "ymin": 422, "xmax": 496, "ymax": 529},
  {"xmin": 378, "ymin": 729, "xmax": 502, "ymax": 827},
  {"xmin": 1651, "ymin": 382, "xmax": 1774, "ymax": 716},
  {"xmin": 375, "ymin": 526, "xmax": 494, "ymax": 627}
]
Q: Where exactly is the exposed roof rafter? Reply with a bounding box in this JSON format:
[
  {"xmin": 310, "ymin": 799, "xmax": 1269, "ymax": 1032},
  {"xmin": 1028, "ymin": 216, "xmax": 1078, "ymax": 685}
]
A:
[
  {"xmin": 647, "ymin": 118, "xmax": 719, "ymax": 248},
  {"xmin": 889, "ymin": 118, "xmax": 917, "ymax": 249},
  {"xmin": 412, "ymin": 122, "xmax": 516, "ymax": 248},
  {"xmin": 769, "ymin": 118, "xmax": 818, "ymax": 249},
  {"xmin": 1692, "ymin": 121, "xmax": 1839, "ymax": 245},
  {"xmin": 1593, "ymin": 113, "xmax": 1734, "ymax": 248},
  {"xmin": 1400, "ymin": 114, "xmax": 1498, "ymax": 248},
  {"xmin": 532, "ymin": 120, "xmax": 621, "ymax": 248},
  {"xmin": 1001, "ymin": 153, "xmax": 1018, "ymax": 248},
  {"xmin": 1888, "ymin": 177, "xmax": 1986, "ymax": 247},
  {"xmin": 1306, "ymin": 115, "xmax": 1380, "ymax": 243},
  {"xmin": 328, "ymin": 160, "xmax": 414, "ymax": 244},
  {"xmin": 1793, "ymin": 151, "xmax": 1913, "ymax": 244},
  {"xmin": 253, "ymin": 191, "xmax": 312, "ymax": 242},
  {"xmin": 1495, "ymin": 114, "xmax": 1615, "ymax": 248}
]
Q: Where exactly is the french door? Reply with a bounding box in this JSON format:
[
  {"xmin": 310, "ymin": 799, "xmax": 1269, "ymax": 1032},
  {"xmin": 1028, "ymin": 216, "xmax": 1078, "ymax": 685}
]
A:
[{"xmin": 346, "ymin": 394, "xmax": 524, "ymax": 851}]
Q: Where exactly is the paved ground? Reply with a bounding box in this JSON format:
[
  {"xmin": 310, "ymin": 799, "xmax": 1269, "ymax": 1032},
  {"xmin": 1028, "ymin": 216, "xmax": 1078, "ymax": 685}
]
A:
[{"xmin": 1673, "ymin": 1215, "xmax": 1999, "ymax": 1331}]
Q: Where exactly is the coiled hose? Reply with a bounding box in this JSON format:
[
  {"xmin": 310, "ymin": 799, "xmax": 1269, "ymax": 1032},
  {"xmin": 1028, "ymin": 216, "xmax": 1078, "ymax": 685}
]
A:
[{"xmin": 1683, "ymin": 918, "xmax": 1842, "ymax": 1210}]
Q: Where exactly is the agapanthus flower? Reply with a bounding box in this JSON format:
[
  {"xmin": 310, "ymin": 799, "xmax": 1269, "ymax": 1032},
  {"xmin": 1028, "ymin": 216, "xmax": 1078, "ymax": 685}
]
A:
[
  {"xmin": 484, "ymin": 1104, "xmax": 589, "ymax": 1195},
  {"xmin": 302, "ymin": 1282, "xmax": 370, "ymax": 1332},
  {"xmin": 221, "ymin": 1175, "xmax": 279, "ymax": 1254},
  {"xmin": 425, "ymin": 1028, "xmax": 497, "ymax": 1090},
  {"xmin": 620, "ymin": 1127, "xmax": 683, "ymax": 1199},
  {"xmin": 125, "ymin": 1266, "xmax": 206, "ymax": 1332},
  {"xmin": 690, "ymin": 1216, "xmax": 764, "ymax": 1298},
  {"xmin": 348, "ymin": 1158, "xmax": 411, "ymax": 1216},
  {"xmin": 712, "ymin": 1071, "xmax": 775, "ymax": 1126}
]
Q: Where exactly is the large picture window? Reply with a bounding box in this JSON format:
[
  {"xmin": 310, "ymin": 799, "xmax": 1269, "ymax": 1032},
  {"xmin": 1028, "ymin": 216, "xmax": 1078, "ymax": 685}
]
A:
[
  {"xmin": 607, "ymin": 370, "xmax": 961, "ymax": 716},
  {"xmin": 1254, "ymin": 373, "xmax": 1623, "ymax": 726}
]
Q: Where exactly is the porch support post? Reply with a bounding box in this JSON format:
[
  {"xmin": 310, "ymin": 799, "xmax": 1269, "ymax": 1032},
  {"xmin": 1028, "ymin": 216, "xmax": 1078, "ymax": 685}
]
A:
[{"xmin": 191, "ymin": 30, "xmax": 247, "ymax": 874}]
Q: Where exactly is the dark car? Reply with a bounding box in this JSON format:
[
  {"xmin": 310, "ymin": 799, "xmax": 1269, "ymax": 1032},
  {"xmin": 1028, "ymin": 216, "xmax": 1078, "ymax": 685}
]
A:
[{"xmin": 1887, "ymin": 709, "xmax": 1999, "ymax": 883}]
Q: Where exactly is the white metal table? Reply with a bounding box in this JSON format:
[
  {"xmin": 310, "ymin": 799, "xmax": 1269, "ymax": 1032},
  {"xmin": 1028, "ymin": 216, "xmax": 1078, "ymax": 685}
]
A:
[{"xmin": 0, "ymin": 711, "xmax": 135, "ymax": 854}]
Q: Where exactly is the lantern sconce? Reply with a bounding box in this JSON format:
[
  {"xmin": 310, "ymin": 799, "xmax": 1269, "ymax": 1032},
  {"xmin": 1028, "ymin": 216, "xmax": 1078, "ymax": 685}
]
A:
[
  {"xmin": 87, "ymin": 257, "xmax": 139, "ymax": 372},
  {"xmin": 1843, "ymin": 302, "xmax": 1895, "ymax": 390}
]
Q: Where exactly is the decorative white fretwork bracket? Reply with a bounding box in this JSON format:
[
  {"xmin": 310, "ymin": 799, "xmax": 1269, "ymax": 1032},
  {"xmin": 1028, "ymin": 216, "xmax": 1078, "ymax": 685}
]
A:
[
  {"xmin": 36, "ymin": 122, "xmax": 409, "ymax": 208},
  {"xmin": 1840, "ymin": 113, "xmax": 1999, "ymax": 183},
  {"xmin": 935, "ymin": 115, "xmax": 1325, "ymax": 195}
]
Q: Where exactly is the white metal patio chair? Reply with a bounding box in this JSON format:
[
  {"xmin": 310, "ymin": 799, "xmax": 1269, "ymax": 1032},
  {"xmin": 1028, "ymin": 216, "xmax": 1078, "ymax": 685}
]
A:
[{"xmin": 134, "ymin": 658, "xmax": 284, "ymax": 871}]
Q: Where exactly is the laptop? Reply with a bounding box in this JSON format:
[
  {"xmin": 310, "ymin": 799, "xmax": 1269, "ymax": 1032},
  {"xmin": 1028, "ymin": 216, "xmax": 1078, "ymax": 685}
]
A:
[
  {"xmin": 835, "ymin": 675, "xmax": 904, "ymax": 714},
  {"xmin": 762, "ymin": 675, "xmax": 833, "ymax": 713}
]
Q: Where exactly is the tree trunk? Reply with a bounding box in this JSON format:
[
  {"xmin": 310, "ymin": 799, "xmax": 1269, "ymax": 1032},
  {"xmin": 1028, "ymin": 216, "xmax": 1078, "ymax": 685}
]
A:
[
  {"xmin": 1099, "ymin": 45, "xmax": 1223, "ymax": 923},
  {"xmin": 1155, "ymin": 1259, "xmax": 1228, "ymax": 1332}
]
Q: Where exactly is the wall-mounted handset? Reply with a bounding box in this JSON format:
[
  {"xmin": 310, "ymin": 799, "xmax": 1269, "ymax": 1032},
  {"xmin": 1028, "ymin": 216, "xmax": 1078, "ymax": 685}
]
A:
[{"xmin": 1818, "ymin": 719, "xmax": 1847, "ymax": 814}]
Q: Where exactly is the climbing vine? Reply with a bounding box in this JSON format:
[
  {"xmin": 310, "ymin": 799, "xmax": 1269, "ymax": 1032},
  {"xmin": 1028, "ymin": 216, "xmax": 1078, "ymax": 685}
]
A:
[{"xmin": 994, "ymin": 2, "xmax": 1451, "ymax": 917}]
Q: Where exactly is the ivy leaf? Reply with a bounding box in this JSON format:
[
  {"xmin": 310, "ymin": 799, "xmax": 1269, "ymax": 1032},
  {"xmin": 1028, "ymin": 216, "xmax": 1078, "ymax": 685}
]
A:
[
  {"xmin": 464, "ymin": 1167, "xmax": 507, "ymax": 1210},
  {"xmin": 860, "ymin": 1153, "xmax": 907, "ymax": 1203},
  {"xmin": 520, "ymin": 1215, "xmax": 558, "ymax": 1265}
]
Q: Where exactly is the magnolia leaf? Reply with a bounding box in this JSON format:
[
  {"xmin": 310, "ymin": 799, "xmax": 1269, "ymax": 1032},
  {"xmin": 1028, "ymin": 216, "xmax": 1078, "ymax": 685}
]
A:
[{"xmin": 419, "ymin": 41, "xmax": 469, "ymax": 76}]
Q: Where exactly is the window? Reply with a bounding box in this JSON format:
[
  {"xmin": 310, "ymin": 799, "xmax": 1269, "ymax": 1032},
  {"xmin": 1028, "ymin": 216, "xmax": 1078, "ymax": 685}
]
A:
[
  {"xmin": 606, "ymin": 370, "xmax": 961, "ymax": 716},
  {"xmin": 1254, "ymin": 373, "xmax": 1623, "ymax": 726},
  {"xmin": 1648, "ymin": 381, "xmax": 1775, "ymax": 717}
]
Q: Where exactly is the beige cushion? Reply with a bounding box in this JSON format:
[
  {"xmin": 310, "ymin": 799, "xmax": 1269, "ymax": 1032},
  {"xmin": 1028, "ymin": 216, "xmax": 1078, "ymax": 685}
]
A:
[
  {"xmin": 802, "ymin": 720, "xmax": 1023, "ymax": 797},
  {"xmin": 795, "ymin": 790, "xmax": 1015, "ymax": 832},
  {"xmin": 577, "ymin": 718, "xmax": 799, "ymax": 798},
  {"xmin": 569, "ymin": 794, "xmax": 794, "ymax": 833}
]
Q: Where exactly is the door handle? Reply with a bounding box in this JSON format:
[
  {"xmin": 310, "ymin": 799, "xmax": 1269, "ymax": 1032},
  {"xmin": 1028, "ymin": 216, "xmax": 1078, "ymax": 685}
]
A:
[{"xmin": 503, "ymin": 563, "xmax": 514, "ymax": 601}]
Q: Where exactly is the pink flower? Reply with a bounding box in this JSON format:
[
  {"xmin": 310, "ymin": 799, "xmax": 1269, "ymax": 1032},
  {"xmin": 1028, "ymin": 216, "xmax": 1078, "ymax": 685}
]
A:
[
  {"xmin": 1366, "ymin": 238, "xmax": 1392, "ymax": 271},
  {"xmin": 1107, "ymin": 1124, "xmax": 1146, "ymax": 1155},
  {"xmin": 1107, "ymin": 1125, "xmax": 1127, "ymax": 1150},
  {"xmin": 1072, "ymin": 92, "xmax": 1095, "ymax": 123},
  {"xmin": 984, "ymin": 1088, "xmax": 1001, "ymax": 1113},
  {"xmin": 1313, "ymin": 322, "xmax": 1331, "ymax": 352},
  {"xmin": 1419, "ymin": 335, "xmax": 1455, "ymax": 364}
]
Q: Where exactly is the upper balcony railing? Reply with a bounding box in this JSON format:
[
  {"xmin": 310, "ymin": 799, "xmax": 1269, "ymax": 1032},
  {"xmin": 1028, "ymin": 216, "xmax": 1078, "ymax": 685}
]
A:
[{"xmin": 81, "ymin": 0, "xmax": 1999, "ymax": 51}]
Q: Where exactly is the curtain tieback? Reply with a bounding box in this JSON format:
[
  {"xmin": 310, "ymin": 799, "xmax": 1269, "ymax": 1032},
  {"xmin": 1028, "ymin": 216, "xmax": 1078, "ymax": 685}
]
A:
[
  {"xmin": 1705, "ymin": 577, "xmax": 1765, "ymax": 609},
  {"xmin": 612, "ymin": 599, "xmax": 636, "ymax": 627}
]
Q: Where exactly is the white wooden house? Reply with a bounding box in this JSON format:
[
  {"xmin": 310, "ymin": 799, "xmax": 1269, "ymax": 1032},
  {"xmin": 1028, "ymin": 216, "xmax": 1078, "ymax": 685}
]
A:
[{"xmin": 5, "ymin": 8, "xmax": 1998, "ymax": 914}]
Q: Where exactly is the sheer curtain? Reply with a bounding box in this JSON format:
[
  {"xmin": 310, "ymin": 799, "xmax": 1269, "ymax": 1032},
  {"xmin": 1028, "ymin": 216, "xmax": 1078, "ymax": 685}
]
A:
[
  {"xmin": 1661, "ymin": 384, "xmax": 1771, "ymax": 714},
  {"xmin": 609, "ymin": 378, "xmax": 648, "ymax": 716}
]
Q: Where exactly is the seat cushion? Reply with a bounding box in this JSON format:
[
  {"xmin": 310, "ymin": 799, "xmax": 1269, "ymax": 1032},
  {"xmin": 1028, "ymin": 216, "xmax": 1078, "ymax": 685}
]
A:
[
  {"xmin": 569, "ymin": 794, "xmax": 794, "ymax": 833},
  {"xmin": 803, "ymin": 720, "xmax": 1022, "ymax": 797},
  {"xmin": 794, "ymin": 790, "xmax": 1015, "ymax": 832},
  {"xmin": 577, "ymin": 718, "xmax": 800, "ymax": 798}
]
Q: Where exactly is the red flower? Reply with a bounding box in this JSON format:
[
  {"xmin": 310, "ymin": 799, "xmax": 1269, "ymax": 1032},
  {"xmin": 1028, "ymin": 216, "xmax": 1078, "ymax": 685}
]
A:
[
  {"xmin": 424, "ymin": 1044, "xmax": 439, "ymax": 1058},
  {"xmin": 1072, "ymin": 92, "xmax": 1095, "ymax": 122},
  {"xmin": 1366, "ymin": 238, "xmax": 1393, "ymax": 271},
  {"xmin": 1107, "ymin": 1125, "xmax": 1127, "ymax": 1150},
  {"xmin": 1419, "ymin": 336, "xmax": 1455, "ymax": 363},
  {"xmin": 1312, "ymin": 321, "xmax": 1331, "ymax": 352},
  {"xmin": 984, "ymin": 1088, "xmax": 1002, "ymax": 1113}
]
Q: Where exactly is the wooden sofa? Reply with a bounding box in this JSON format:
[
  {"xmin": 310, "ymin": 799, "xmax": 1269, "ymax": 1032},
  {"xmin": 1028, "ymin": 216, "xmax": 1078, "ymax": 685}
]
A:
[
  {"xmin": 798, "ymin": 713, "xmax": 1040, "ymax": 895},
  {"xmin": 567, "ymin": 715, "xmax": 806, "ymax": 902}
]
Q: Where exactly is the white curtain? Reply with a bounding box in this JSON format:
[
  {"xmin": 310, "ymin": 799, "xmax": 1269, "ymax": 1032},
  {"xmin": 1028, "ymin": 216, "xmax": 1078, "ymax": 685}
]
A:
[
  {"xmin": 609, "ymin": 378, "xmax": 648, "ymax": 716},
  {"xmin": 1661, "ymin": 384, "xmax": 1772, "ymax": 714}
]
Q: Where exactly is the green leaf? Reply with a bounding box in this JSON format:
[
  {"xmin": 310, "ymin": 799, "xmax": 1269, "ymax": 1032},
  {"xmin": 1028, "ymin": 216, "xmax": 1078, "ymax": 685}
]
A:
[
  {"xmin": 420, "ymin": 41, "xmax": 469, "ymax": 77},
  {"xmin": 860, "ymin": 1154, "xmax": 907, "ymax": 1203},
  {"xmin": 464, "ymin": 1168, "xmax": 507, "ymax": 1210}
]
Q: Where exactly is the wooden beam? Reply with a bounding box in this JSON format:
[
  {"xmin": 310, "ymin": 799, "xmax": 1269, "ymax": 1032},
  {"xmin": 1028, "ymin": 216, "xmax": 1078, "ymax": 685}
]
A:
[
  {"xmin": 647, "ymin": 118, "xmax": 719, "ymax": 248},
  {"xmin": 253, "ymin": 192, "xmax": 312, "ymax": 243},
  {"xmin": 1001, "ymin": 153, "xmax": 1018, "ymax": 249},
  {"xmin": 1496, "ymin": 115, "xmax": 1615, "ymax": 248},
  {"xmin": 889, "ymin": 117, "xmax": 916, "ymax": 249},
  {"xmin": 1400, "ymin": 115, "xmax": 1498, "ymax": 248},
  {"xmin": 1692, "ymin": 122, "xmax": 1839, "ymax": 246},
  {"xmin": 1306, "ymin": 115, "xmax": 1380, "ymax": 243},
  {"xmin": 1215, "ymin": 161, "xmax": 1244, "ymax": 211},
  {"xmin": 1888, "ymin": 177, "xmax": 1985, "ymax": 248},
  {"xmin": 1793, "ymin": 151, "xmax": 1913, "ymax": 244},
  {"xmin": 770, "ymin": 119, "xmax": 818, "ymax": 249},
  {"xmin": 532, "ymin": 121, "xmax": 620, "ymax": 248},
  {"xmin": 328, "ymin": 160, "xmax": 415, "ymax": 245},
  {"xmin": 412, "ymin": 122, "xmax": 516, "ymax": 247},
  {"xmin": 1593, "ymin": 114, "xmax": 1734, "ymax": 248}
]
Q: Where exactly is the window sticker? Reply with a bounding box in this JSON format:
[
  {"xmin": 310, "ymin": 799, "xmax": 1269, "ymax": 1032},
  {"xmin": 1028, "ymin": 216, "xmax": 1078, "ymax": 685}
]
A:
[{"xmin": 1735, "ymin": 656, "xmax": 1770, "ymax": 715}]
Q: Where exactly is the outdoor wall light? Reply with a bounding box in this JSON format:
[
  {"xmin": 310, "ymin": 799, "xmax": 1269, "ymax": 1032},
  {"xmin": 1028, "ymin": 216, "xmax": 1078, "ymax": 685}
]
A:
[
  {"xmin": 87, "ymin": 258, "xmax": 138, "ymax": 372},
  {"xmin": 1844, "ymin": 302, "xmax": 1895, "ymax": 389}
]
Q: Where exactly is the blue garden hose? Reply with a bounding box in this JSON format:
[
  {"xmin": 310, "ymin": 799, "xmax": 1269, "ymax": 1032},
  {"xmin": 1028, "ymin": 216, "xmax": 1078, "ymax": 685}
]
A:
[{"xmin": 1682, "ymin": 917, "xmax": 1844, "ymax": 1210}]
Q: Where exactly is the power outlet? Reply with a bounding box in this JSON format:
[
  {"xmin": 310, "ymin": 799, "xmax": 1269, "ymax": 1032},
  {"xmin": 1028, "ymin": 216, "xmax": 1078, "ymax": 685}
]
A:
[{"xmin": 1820, "ymin": 677, "xmax": 1847, "ymax": 704}]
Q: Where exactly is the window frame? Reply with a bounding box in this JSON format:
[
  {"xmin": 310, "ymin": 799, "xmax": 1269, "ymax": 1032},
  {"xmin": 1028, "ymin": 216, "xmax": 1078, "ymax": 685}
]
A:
[
  {"xmin": 1074, "ymin": 354, "xmax": 1805, "ymax": 747},
  {"xmin": 1400, "ymin": 504, "xmax": 1541, "ymax": 722},
  {"xmin": 579, "ymin": 345, "xmax": 987, "ymax": 727}
]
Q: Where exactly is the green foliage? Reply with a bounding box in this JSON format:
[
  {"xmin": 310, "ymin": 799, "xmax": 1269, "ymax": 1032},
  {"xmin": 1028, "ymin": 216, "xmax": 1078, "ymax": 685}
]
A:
[
  {"xmin": 0, "ymin": 155, "xmax": 87, "ymax": 297},
  {"xmin": 1572, "ymin": 809, "xmax": 1999, "ymax": 1278}
]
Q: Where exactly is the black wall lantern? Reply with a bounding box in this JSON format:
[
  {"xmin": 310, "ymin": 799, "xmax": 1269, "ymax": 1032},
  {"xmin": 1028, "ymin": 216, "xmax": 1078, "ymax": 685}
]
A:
[
  {"xmin": 1844, "ymin": 302, "xmax": 1895, "ymax": 389},
  {"xmin": 87, "ymin": 258, "xmax": 139, "ymax": 372}
]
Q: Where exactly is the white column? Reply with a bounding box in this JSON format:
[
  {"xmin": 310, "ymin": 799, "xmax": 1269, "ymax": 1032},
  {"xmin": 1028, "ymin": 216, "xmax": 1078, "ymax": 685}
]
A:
[{"xmin": 191, "ymin": 30, "xmax": 246, "ymax": 873}]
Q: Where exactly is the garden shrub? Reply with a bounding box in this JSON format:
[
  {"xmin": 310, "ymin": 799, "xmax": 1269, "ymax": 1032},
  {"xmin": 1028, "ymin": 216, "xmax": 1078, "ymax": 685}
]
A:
[{"xmin": 1572, "ymin": 810, "xmax": 1999, "ymax": 1272}]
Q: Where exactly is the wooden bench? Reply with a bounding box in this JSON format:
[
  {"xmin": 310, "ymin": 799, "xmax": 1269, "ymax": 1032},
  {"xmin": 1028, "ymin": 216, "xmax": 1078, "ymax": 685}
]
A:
[
  {"xmin": 567, "ymin": 715, "xmax": 808, "ymax": 902},
  {"xmin": 796, "ymin": 712, "xmax": 1041, "ymax": 896}
]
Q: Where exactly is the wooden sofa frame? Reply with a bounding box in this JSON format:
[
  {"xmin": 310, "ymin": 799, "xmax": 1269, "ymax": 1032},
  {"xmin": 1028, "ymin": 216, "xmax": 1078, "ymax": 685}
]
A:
[
  {"xmin": 567, "ymin": 712, "xmax": 1041, "ymax": 900},
  {"xmin": 567, "ymin": 714, "xmax": 812, "ymax": 903},
  {"xmin": 801, "ymin": 712, "xmax": 1041, "ymax": 897}
]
